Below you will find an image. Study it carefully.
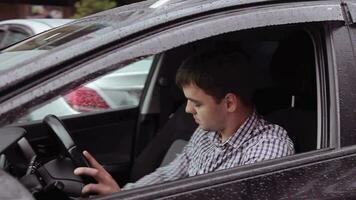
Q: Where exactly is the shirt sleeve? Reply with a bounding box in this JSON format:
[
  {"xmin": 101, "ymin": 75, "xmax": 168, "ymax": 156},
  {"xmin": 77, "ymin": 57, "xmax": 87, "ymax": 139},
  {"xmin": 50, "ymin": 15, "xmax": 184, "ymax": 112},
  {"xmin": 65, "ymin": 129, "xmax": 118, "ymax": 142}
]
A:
[
  {"xmin": 240, "ymin": 125, "xmax": 295, "ymax": 165},
  {"xmin": 122, "ymin": 140, "xmax": 192, "ymax": 190}
]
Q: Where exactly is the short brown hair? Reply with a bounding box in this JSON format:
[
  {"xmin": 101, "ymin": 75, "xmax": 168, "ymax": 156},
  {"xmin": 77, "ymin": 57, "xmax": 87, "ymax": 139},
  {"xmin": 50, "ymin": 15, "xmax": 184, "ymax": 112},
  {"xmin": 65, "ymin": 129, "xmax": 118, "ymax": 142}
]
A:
[{"xmin": 176, "ymin": 49, "xmax": 254, "ymax": 105}]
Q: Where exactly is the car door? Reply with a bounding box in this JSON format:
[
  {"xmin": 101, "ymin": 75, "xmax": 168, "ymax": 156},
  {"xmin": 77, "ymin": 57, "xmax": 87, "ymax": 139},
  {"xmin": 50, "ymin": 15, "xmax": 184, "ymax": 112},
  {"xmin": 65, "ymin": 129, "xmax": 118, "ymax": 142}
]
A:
[
  {"xmin": 64, "ymin": 1, "xmax": 356, "ymax": 199},
  {"xmin": 1, "ymin": 0, "xmax": 354, "ymax": 198},
  {"xmin": 8, "ymin": 56, "xmax": 156, "ymax": 185}
]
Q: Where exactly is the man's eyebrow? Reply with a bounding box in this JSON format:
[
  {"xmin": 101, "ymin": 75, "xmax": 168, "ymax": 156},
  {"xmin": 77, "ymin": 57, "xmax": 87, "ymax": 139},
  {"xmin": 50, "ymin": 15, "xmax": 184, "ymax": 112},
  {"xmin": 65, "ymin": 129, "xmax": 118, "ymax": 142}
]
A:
[{"xmin": 187, "ymin": 98, "xmax": 201, "ymax": 104}]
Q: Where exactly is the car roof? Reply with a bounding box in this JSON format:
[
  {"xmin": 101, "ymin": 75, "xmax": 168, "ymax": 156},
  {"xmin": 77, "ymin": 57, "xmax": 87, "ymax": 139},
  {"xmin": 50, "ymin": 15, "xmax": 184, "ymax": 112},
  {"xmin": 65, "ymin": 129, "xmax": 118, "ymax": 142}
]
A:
[
  {"xmin": 0, "ymin": 19, "xmax": 73, "ymax": 34},
  {"xmin": 5, "ymin": 0, "xmax": 303, "ymax": 50},
  {"xmin": 1, "ymin": 0, "xmax": 321, "ymax": 58},
  {"xmin": 74, "ymin": 0, "xmax": 279, "ymax": 36},
  {"xmin": 2, "ymin": 0, "xmax": 303, "ymax": 63}
]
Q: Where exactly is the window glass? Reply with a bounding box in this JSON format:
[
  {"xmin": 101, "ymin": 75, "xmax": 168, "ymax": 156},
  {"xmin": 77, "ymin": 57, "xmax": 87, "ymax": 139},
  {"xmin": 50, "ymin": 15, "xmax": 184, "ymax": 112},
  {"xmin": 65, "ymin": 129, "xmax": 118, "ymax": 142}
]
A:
[
  {"xmin": 5, "ymin": 24, "xmax": 106, "ymax": 52},
  {"xmin": 2, "ymin": 28, "xmax": 30, "ymax": 47},
  {"xmin": 0, "ymin": 30, "xmax": 5, "ymax": 49},
  {"xmin": 0, "ymin": 30, "xmax": 5, "ymax": 41},
  {"xmin": 16, "ymin": 56, "xmax": 153, "ymax": 123},
  {"xmin": 0, "ymin": 24, "xmax": 107, "ymax": 71}
]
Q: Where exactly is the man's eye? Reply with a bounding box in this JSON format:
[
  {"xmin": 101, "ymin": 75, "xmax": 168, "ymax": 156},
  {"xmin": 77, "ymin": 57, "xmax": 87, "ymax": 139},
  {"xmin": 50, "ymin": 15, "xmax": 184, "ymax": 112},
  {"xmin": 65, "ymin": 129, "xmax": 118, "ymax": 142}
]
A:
[{"xmin": 194, "ymin": 103, "xmax": 201, "ymax": 107}]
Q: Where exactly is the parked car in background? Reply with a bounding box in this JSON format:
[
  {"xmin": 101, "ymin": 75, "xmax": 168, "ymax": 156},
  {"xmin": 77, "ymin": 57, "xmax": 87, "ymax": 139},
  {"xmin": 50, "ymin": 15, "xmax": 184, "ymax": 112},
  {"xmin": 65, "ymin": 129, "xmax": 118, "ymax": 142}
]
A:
[
  {"xmin": 0, "ymin": 0, "xmax": 356, "ymax": 199},
  {"xmin": 19, "ymin": 57, "xmax": 151, "ymax": 122},
  {"xmin": 0, "ymin": 19, "xmax": 72, "ymax": 48}
]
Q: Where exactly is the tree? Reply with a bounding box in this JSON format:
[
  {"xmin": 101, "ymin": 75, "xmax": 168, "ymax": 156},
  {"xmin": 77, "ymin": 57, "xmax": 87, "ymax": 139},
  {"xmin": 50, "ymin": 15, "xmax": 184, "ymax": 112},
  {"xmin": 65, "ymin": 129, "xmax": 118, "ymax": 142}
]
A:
[{"xmin": 74, "ymin": 0, "xmax": 117, "ymax": 18}]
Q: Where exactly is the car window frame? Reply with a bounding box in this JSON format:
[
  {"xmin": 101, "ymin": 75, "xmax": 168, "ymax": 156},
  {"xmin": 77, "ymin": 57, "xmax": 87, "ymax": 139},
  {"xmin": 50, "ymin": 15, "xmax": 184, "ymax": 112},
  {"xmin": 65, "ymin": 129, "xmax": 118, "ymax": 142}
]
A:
[
  {"xmin": 327, "ymin": 22, "xmax": 356, "ymax": 147},
  {"xmin": 0, "ymin": 1, "xmax": 352, "ymax": 197},
  {"xmin": 0, "ymin": 1, "xmax": 345, "ymax": 125},
  {"xmin": 342, "ymin": 1, "xmax": 356, "ymax": 146}
]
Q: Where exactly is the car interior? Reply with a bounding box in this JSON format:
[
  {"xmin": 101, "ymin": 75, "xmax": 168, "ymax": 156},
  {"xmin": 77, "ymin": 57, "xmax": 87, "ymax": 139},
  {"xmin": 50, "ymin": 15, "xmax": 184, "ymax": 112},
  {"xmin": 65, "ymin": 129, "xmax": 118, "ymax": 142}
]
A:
[
  {"xmin": 130, "ymin": 27, "xmax": 318, "ymax": 182},
  {"xmin": 0, "ymin": 25, "xmax": 319, "ymax": 199}
]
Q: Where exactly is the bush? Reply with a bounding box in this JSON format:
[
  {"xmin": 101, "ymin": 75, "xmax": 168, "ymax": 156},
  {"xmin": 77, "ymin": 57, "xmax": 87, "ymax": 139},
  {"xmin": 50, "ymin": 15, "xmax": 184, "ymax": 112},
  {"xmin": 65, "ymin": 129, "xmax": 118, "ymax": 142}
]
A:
[{"xmin": 74, "ymin": 0, "xmax": 117, "ymax": 18}]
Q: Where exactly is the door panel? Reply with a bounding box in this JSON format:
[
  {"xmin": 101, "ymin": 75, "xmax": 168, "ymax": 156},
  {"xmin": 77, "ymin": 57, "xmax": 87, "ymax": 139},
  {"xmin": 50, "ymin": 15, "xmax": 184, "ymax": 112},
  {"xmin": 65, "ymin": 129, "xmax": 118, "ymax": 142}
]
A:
[
  {"xmin": 104, "ymin": 147, "xmax": 356, "ymax": 199},
  {"xmin": 166, "ymin": 151, "xmax": 356, "ymax": 199}
]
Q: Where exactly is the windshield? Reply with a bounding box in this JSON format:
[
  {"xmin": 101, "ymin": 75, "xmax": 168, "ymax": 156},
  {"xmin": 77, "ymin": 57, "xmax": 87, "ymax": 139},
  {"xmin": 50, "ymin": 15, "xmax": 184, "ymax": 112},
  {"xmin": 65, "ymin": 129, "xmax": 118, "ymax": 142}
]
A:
[{"xmin": 0, "ymin": 23, "xmax": 107, "ymax": 71}]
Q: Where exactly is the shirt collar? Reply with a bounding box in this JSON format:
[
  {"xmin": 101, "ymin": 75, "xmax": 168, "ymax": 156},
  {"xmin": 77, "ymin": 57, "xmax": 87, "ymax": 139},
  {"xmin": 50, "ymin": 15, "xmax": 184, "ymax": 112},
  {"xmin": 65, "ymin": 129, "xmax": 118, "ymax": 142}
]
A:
[{"xmin": 212, "ymin": 109, "xmax": 259, "ymax": 149}]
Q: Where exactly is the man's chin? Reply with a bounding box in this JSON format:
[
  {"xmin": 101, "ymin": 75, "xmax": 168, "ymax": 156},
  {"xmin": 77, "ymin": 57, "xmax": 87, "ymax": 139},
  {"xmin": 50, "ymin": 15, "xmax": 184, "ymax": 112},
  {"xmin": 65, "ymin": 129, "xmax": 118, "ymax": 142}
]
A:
[{"xmin": 198, "ymin": 125, "xmax": 212, "ymax": 132}]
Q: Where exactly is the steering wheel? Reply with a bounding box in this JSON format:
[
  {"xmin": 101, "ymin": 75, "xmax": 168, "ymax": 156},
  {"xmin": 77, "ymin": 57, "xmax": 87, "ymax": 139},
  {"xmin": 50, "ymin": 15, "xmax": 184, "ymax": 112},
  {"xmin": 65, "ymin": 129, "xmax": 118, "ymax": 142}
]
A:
[
  {"xmin": 35, "ymin": 114, "xmax": 96, "ymax": 197},
  {"xmin": 43, "ymin": 114, "xmax": 90, "ymax": 168}
]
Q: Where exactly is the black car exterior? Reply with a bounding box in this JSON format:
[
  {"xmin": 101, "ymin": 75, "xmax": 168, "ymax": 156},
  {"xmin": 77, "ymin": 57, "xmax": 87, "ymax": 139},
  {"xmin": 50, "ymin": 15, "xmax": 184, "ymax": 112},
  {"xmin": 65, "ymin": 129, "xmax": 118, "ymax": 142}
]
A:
[{"xmin": 0, "ymin": 0, "xmax": 356, "ymax": 199}]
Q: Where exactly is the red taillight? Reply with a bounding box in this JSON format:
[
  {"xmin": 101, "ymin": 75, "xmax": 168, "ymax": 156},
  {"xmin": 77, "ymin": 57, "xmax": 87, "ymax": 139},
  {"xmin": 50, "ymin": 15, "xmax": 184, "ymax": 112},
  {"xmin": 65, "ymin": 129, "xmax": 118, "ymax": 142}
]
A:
[{"xmin": 64, "ymin": 86, "xmax": 109, "ymax": 112}]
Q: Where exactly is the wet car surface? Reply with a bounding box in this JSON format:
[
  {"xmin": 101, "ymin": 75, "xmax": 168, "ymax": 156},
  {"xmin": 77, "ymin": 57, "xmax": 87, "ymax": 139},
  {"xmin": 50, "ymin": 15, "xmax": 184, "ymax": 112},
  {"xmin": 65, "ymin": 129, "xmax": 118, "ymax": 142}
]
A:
[
  {"xmin": 0, "ymin": 19, "xmax": 72, "ymax": 49},
  {"xmin": 0, "ymin": 0, "xmax": 356, "ymax": 199}
]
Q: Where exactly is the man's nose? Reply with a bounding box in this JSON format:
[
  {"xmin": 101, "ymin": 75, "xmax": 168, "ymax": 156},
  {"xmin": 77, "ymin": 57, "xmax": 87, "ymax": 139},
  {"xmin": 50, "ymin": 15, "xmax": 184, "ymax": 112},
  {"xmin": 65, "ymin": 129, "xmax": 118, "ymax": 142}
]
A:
[{"xmin": 185, "ymin": 101, "xmax": 195, "ymax": 114}]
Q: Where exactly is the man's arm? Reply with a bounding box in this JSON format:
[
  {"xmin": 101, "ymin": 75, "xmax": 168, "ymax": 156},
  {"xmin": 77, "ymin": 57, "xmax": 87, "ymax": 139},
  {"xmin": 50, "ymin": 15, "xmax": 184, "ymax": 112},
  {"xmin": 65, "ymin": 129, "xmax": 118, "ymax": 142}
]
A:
[
  {"xmin": 73, "ymin": 141, "xmax": 192, "ymax": 194},
  {"xmin": 74, "ymin": 151, "xmax": 121, "ymax": 195},
  {"xmin": 122, "ymin": 142, "xmax": 191, "ymax": 190}
]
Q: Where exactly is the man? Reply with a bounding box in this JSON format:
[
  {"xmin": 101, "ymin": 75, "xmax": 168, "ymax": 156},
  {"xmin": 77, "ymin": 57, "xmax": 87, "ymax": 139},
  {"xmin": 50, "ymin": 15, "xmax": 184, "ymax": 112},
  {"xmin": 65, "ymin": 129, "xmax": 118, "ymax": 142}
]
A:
[{"xmin": 74, "ymin": 49, "xmax": 295, "ymax": 195}]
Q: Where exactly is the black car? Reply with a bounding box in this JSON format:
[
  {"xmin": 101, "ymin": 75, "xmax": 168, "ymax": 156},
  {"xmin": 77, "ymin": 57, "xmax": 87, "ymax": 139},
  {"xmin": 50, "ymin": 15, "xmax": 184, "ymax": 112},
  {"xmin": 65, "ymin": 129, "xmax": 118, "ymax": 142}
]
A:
[{"xmin": 0, "ymin": 0, "xmax": 356, "ymax": 199}]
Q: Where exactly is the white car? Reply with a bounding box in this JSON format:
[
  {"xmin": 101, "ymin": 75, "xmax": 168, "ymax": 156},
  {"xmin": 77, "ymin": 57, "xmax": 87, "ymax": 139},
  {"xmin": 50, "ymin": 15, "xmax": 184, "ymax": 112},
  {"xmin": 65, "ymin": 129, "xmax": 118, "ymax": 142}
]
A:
[
  {"xmin": 22, "ymin": 58, "xmax": 152, "ymax": 122},
  {"xmin": 0, "ymin": 19, "xmax": 73, "ymax": 48}
]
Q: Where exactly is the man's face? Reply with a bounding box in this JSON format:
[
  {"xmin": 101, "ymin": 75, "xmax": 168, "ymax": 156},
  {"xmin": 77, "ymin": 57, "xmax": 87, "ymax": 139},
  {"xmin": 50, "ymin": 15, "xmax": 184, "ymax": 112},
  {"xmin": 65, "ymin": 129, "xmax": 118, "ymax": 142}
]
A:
[{"xmin": 182, "ymin": 83, "xmax": 227, "ymax": 132}]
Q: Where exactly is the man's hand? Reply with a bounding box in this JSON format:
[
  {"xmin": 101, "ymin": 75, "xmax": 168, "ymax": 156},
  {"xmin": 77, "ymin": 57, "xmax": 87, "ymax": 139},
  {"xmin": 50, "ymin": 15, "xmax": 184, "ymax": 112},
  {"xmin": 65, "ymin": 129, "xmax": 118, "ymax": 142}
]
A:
[{"xmin": 74, "ymin": 151, "xmax": 121, "ymax": 195}]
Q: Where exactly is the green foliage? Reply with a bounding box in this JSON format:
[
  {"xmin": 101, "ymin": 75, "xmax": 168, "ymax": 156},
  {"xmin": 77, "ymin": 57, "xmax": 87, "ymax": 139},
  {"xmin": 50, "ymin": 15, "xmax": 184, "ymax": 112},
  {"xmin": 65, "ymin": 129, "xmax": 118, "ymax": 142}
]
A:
[{"xmin": 73, "ymin": 0, "xmax": 117, "ymax": 18}]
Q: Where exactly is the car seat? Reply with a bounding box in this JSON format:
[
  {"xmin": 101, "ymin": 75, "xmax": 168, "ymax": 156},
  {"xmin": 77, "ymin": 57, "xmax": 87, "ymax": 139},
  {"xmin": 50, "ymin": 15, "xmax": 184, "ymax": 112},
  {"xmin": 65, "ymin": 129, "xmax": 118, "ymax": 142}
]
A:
[
  {"xmin": 129, "ymin": 104, "xmax": 197, "ymax": 182},
  {"xmin": 252, "ymin": 31, "xmax": 317, "ymax": 153}
]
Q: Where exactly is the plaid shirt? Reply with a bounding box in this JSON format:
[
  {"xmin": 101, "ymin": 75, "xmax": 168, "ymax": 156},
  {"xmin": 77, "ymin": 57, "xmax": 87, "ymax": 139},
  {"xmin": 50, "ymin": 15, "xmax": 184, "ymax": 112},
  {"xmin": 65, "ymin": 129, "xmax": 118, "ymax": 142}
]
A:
[{"xmin": 123, "ymin": 110, "xmax": 294, "ymax": 190}]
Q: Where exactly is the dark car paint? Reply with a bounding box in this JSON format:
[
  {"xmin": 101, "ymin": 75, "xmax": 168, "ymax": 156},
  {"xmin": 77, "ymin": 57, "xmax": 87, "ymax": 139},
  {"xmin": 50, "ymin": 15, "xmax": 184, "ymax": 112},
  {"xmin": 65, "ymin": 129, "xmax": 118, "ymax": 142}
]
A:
[
  {"xmin": 330, "ymin": 20, "xmax": 356, "ymax": 147},
  {"xmin": 98, "ymin": 147, "xmax": 356, "ymax": 200},
  {"xmin": 0, "ymin": 0, "xmax": 356, "ymax": 199}
]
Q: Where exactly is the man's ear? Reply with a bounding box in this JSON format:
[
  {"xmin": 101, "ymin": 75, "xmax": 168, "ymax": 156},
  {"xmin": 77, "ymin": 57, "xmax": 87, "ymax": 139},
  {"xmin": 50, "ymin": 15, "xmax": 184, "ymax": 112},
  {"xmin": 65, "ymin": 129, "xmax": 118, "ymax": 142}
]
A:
[{"xmin": 224, "ymin": 93, "xmax": 238, "ymax": 112}]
